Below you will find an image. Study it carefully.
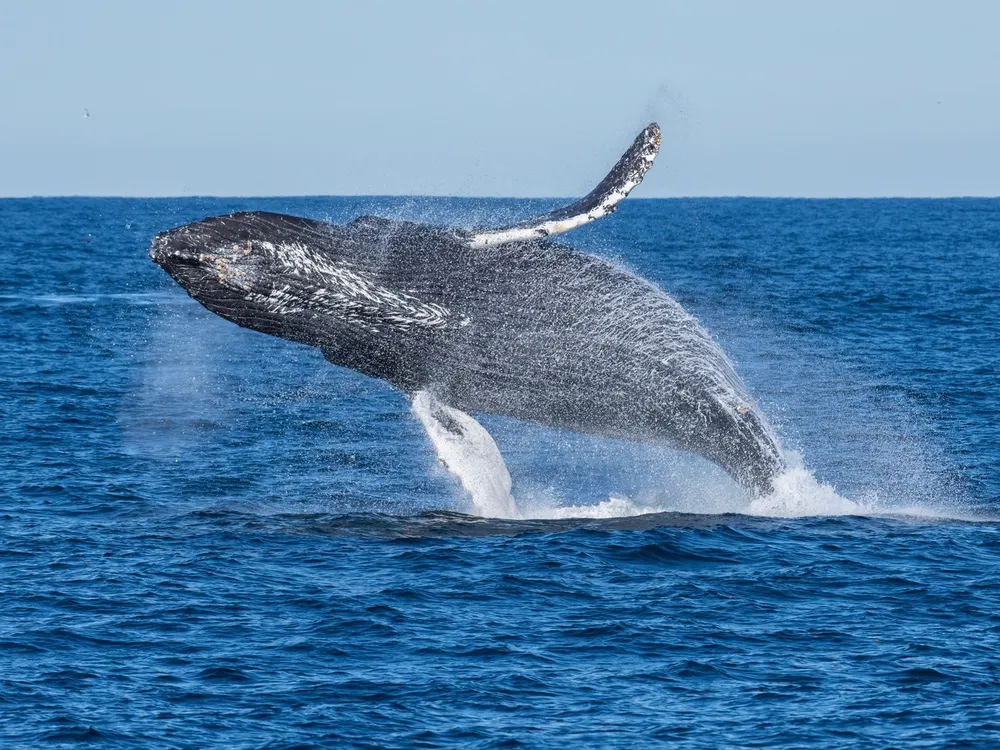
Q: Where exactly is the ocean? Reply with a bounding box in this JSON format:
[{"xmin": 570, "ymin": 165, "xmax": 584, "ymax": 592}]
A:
[{"xmin": 2, "ymin": 196, "xmax": 998, "ymax": 747}]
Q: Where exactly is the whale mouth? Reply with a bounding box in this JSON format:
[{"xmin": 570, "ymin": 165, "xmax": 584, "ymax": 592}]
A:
[
  {"xmin": 149, "ymin": 231, "xmax": 191, "ymax": 265},
  {"xmin": 148, "ymin": 233, "xmax": 169, "ymax": 263},
  {"xmin": 149, "ymin": 231, "xmax": 214, "ymax": 273}
]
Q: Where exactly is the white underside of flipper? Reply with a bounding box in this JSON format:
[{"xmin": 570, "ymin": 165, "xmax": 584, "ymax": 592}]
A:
[
  {"xmin": 468, "ymin": 123, "xmax": 661, "ymax": 248},
  {"xmin": 411, "ymin": 391, "xmax": 520, "ymax": 519}
]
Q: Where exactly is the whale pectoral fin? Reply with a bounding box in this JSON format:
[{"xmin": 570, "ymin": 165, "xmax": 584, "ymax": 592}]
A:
[
  {"xmin": 467, "ymin": 123, "xmax": 661, "ymax": 248},
  {"xmin": 410, "ymin": 391, "xmax": 519, "ymax": 519}
]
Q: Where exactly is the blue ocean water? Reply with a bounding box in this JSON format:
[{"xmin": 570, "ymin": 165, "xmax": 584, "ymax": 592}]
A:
[{"xmin": 2, "ymin": 196, "xmax": 999, "ymax": 747}]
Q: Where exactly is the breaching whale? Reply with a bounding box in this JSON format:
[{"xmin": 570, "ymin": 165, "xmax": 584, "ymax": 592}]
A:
[{"xmin": 149, "ymin": 124, "xmax": 787, "ymax": 511}]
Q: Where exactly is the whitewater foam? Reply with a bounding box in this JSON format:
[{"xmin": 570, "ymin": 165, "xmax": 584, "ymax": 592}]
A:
[
  {"xmin": 735, "ymin": 451, "xmax": 863, "ymax": 517},
  {"xmin": 515, "ymin": 461, "xmax": 864, "ymax": 521},
  {"xmin": 746, "ymin": 465, "xmax": 864, "ymax": 518},
  {"xmin": 519, "ymin": 494, "xmax": 667, "ymax": 520},
  {"xmin": 413, "ymin": 406, "xmax": 959, "ymax": 522}
]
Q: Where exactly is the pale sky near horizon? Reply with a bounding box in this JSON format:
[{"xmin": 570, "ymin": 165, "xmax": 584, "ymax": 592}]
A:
[{"xmin": 1, "ymin": 1, "xmax": 998, "ymax": 198}]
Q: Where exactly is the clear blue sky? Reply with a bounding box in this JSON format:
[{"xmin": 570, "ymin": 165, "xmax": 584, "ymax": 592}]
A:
[{"xmin": 2, "ymin": 1, "xmax": 998, "ymax": 197}]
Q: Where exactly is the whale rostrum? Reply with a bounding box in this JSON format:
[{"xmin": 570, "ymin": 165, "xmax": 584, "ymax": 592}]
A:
[{"xmin": 149, "ymin": 124, "xmax": 787, "ymax": 505}]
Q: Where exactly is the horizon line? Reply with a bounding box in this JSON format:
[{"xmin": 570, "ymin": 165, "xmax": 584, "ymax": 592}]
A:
[{"xmin": 2, "ymin": 193, "xmax": 1000, "ymax": 201}]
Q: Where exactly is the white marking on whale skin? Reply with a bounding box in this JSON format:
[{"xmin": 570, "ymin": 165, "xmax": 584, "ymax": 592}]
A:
[
  {"xmin": 229, "ymin": 239, "xmax": 455, "ymax": 331},
  {"xmin": 244, "ymin": 285, "xmax": 305, "ymax": 316}
]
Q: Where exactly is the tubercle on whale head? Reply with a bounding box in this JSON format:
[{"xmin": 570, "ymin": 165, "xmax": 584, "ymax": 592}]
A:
[
  {"xmin": 148, "ymin": 230, "xmax": 180, "ymax": 266},
  {"xmin": 149, "ymin": 225, "xmax": 224, "ymax": 278},
  {"xmin": 150, "ymin": 223, "xmax": 250, "ymax": 270},
  {"xmin": 148, "ymin": 220, "xmax": 283, "ymax": 323},
  {"xmin": 148, "ymin": 217, "xmax": 300, "ymax": 298}
]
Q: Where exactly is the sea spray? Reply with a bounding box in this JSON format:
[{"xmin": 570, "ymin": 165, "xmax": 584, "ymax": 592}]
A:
[{"xmin": 746, "ymin": 452, "xmax": 864, "ymax": 517}]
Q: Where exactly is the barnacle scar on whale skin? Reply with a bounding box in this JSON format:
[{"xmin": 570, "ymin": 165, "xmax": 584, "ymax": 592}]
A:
[{"xmin": 149, "ymin": 123, "xmax": 787, "ymax": 508}]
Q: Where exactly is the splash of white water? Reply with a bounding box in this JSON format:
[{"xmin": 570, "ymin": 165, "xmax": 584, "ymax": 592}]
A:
[
  {"xmin": 520, "ymin": 494, "xmax": 664, "ymax": 520},
  {"xmin": 745, "ymin": 453, "xmax": 866, "ymax": 517},
  {"xmin": 518, "ymin": 463, "xmax": 865, "ymax": 520},
  {"xmin": 411, "ymin": 400, "xmax": 957, "ymax": 522},
  {"xmin": 514, "ymin": 463, "xmax": 866, "ymax": 521},
  {"xmin": 419, "ymin": 429, "xmax": 877, "ymax": 521}
]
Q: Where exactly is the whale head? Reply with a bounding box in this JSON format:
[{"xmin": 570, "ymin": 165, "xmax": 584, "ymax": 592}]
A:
[
  {"xmin": 150, "ymin": 211, "xmax": 454, "ymax": 356},
  {"xmin": 149, "ymin": 212, "xmax": 361, "ymax": 347}
]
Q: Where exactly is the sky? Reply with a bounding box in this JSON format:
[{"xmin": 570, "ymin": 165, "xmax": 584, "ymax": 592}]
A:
[{"xmin": 1, "ymin": 0, "xmax": 998, "ymax": 198}]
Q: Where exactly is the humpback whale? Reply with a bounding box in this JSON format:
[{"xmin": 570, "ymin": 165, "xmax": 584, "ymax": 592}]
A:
[{"xmin": 149, "ymin": 124, "xmax": 787, "ymax": 510}]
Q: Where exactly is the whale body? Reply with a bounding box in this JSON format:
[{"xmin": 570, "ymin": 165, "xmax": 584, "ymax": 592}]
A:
[{"xmin": 150, "ymin": 124, "xmax": 787, "ymax": 502}]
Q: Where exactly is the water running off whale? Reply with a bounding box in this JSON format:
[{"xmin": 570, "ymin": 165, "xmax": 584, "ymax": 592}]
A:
[{"xmin": 149, "ymin": 123, "xmax": 853, "ymax": 518}]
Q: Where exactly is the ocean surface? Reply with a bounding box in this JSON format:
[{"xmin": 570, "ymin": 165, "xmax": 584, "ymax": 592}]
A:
[{"xmin": 2, "ymin": 196, "xmax": 999, "ymax": 748}]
